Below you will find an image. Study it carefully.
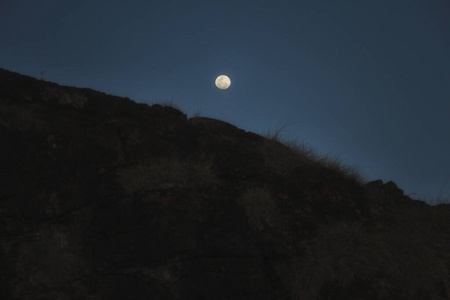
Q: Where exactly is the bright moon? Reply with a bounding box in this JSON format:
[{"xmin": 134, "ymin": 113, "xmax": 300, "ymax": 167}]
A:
[{"xmin": 215, "ymin": 75, "xmax": 231, "ymax": 90}]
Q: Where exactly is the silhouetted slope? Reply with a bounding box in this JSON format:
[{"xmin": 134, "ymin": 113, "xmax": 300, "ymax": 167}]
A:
[{"xmin": 1, "ymin": 68, "xmax": 449, "ymax": 299}]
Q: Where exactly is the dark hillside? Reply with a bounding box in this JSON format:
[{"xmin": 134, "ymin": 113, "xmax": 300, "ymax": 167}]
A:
[{"xmin": 1, "ymin": 68, "xmax": 449, "ymax": 299}]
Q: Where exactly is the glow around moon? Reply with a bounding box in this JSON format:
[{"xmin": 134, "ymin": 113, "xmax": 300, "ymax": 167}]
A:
[{"xmin": 215, "ymin": 75, "xmax": 231, "ymax": 90}]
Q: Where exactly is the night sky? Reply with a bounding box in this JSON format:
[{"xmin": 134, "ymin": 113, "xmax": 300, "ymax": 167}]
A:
[{"xmin": 1, "ymin": 0, "xmax": 449, "ymax": 204}]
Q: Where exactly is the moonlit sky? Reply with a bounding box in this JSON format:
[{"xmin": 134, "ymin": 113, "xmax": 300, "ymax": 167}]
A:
[{"xmin": 1, "ymin": 0, "xmax": 449, "ymax": 204}]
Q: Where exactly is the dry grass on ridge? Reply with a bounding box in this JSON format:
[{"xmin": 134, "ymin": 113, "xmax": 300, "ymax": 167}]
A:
[{"xmin": 260, "ymin": 124, "xmax": 365, "ymax": 186}]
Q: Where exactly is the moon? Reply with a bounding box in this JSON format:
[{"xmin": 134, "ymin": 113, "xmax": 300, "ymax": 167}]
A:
[{"xmin": 215, "ymin": 75, "xmax": 231, "ymax": 90}]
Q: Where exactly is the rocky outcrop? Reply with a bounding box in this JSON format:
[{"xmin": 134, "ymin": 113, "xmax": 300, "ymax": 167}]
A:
[{"xmin": 1, "ymin": 68, "xmax": 449, "ymax": 300}]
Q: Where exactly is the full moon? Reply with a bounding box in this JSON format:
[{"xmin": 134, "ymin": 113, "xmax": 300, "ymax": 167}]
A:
[{"xmin": 215, "ymin": 75, "xmax": 231, "ymax": 90}]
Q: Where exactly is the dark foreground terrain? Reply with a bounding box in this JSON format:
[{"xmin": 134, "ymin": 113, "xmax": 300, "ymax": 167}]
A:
[{"xmin": 1, "ymin": 68, "xmax": 449, "ymax": 299}]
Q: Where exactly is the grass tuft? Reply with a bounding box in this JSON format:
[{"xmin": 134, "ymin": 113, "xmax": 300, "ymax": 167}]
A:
[{"xmin": 237, "ymin": 186, "xmax": 278, "ymax": 231}]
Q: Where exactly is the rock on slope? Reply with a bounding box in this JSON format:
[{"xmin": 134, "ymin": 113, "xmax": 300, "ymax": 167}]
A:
[{"xmin": 1, "ymin": 68, "xmax": 449, "ymax": 299}]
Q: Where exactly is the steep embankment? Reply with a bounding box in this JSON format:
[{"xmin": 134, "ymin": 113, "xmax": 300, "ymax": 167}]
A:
[{"xmin": 1, "ymin": 68, "xmax": 449, "ymax": 300}]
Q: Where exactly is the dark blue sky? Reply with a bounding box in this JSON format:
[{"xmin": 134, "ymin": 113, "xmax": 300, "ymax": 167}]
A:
[{"xmin": 1, "ymin": 0, "xmax": 449, "ymax": 204}]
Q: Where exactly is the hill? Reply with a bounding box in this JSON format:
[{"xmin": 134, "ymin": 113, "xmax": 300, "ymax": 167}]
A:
[{"xmin": 1, "ymin": 68, "xmax": 449, "ymax": 299}]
